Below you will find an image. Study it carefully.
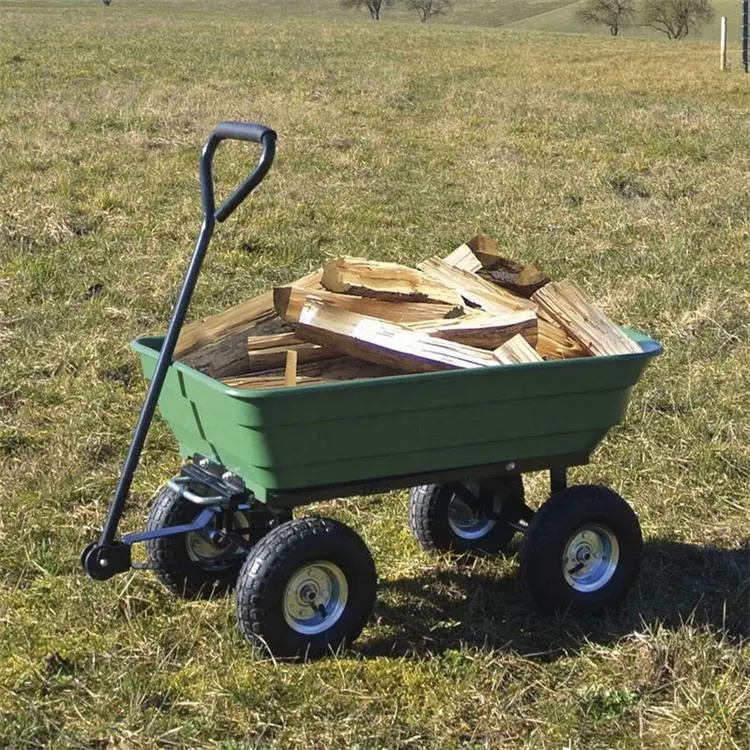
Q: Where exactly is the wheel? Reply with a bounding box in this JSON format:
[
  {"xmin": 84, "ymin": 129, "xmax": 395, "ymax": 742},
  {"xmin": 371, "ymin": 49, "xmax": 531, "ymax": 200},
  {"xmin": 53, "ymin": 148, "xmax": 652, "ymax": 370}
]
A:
[
  {"xmin": 520, "ymin": 484, "xmax": 643, "ymax": 614},
  {"xmin": 144, "ymin": 485, "xmax": 274, "ymax": 600},
  {"xmin": 408, "ymin": 477, "xmax": 524, "ymax": 555},
  {"xmin": 235, "ymin": 517, "xmax": 376, "ymax": 659}
]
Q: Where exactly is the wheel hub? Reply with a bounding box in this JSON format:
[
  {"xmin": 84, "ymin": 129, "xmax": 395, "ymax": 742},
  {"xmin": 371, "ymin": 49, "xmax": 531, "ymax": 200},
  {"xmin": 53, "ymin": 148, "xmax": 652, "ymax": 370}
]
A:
[
  {"xmin": 447, "ymin": 483, "xmax": 497, "ymax": 540},
  {"xmin": 563, "ymin": 524, "xmax": 619, "ymax": 593},
  {"xmin": 283, "ymin": 561, "xmax": 348, "ymax": 635},
  {"xmin": 185, "ymin": 511, "xmax": 250, "ymax": 569}
]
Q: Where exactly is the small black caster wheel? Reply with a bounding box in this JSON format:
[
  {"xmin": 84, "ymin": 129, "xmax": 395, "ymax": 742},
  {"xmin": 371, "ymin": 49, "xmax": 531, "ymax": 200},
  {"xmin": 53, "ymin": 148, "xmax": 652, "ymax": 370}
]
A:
[
  {"xmin": 520, "ymin": 484, "xmax": 643, "ymax": 614},
  {"xmin": 408, "ymin": 477, "xmax": 524, "ymax": 555},
  {"xmin": 145, "ymin": 485, "xmax": 276, "ymax": 600},
  {"xmin": 235, "ymin": 517, "xmax": 376, "ymax": 660}
]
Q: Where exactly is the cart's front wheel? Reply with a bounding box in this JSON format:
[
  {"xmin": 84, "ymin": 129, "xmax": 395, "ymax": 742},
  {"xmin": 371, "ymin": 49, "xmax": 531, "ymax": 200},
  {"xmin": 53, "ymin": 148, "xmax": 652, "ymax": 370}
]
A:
[
  {"xmin": 520, "ymin": 484, "xmax": 642, "ymax": 614},
  {"xmin": 408, "ymin": 477, "xmax": 524, "ymax": 555},
  {"xmin": 145, "ymin": 485, "xmax": 274, "ymax": 600},
  {"xmin": 235, "ymin": 517, "xmax": 376, "ymax": 659}
]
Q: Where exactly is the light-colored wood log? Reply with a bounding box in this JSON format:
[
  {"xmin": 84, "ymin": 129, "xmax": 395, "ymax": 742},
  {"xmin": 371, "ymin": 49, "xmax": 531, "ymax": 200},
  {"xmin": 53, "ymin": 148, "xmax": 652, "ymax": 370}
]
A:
[
  {"xmin": 493, "ymin": 334, "xmax": 545, "ymax": 365},
  {"xmin": 177, "ymin": 269, "xmax": 323, "ymax": 377},
  {"xmin": 247, "ymin": 331, "xmax": 305, "ymax": 351},
  {"xmin": 321, "ymin": 256, "xmax": 464, "ymax": 307},
  {"xmin": 295, "ymin": 299, "xmax": 497, "ymax": 373},
  {"xmin": 246, "ymin": 342, "xmax": 340, "ymax": 371},
  {"xmin": 407, "ymin": 310, "xmax": 538, "ymax": 349},
  {"xmin": 537, "ymin": 319, "xmax": 588, "ymax": 360},
  {"xmin": 532, "ymin": 280, "xmax": 641, "ymax": 357},
  {"xmin": 442, "ymin": 242, "xmax": 482, "ymax": 273},
  {"xmin": 417, "ymin": 257, "xmax": 534, "ymax": 314},
  {"xmin": 222, "ymin": 357, "xmax": 398, "ymax": 390},
  {"xmin": 284, "ymin": 349, "xmax": 298, "ymax": 387},
  {"xmin": 274, "ymin": 286, "xmax": 463, "ymax": 325},
  {"xmin": 466, "ymin": 234, "xmax": 505, "ymax": 269}
]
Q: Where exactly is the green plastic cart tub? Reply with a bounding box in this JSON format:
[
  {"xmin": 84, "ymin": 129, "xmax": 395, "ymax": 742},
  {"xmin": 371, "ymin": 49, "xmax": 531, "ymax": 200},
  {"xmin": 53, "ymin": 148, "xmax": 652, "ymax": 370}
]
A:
[{"xmin": 131, "ymin": 330, "xmax": 662, "ymax": 505}]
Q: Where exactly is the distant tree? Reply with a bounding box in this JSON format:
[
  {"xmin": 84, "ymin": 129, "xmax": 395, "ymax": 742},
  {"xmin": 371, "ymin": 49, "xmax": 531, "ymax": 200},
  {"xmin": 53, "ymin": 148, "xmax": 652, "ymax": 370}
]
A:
[
  {"xmin": 407, "ymin": 0, "xmax": 453, "ymax": 22},
  {"xmin": 575, "ymin": 0, "xmax": 634, "ymax": 35},
  {"xmin": 341, "ymin": 0, "xmax": 395, "ymax": 20},
  {"xmin": 641, "ymin": 0, "xmax": 714, "ymax": 38}
]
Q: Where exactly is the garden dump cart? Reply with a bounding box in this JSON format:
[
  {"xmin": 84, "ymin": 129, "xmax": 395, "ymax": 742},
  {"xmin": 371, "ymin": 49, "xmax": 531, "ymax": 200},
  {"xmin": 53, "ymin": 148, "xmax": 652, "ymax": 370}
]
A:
[{"xmin": 82, "ymin": 122, "xmax": 663, "ymax": 659}]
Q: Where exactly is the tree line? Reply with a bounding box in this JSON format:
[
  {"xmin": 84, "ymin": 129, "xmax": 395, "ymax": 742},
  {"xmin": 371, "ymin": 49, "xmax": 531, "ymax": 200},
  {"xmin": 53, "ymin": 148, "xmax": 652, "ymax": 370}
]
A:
[
  {"xmin": 576, "ymin": 0, "xmax": 714, "ymax": 38},
  {"xmin": 341, "ymin": 0, "xmax": 452, "ymax": 22}
]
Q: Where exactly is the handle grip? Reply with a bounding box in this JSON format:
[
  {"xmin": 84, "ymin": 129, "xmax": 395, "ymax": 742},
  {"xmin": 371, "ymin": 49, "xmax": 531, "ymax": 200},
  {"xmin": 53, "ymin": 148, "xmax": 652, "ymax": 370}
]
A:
[
  {"xmin": 213, "ymin": 121, "xmax": 275, "ymax": 144},
  {"xmin": 199, "ymin": 121, "xmax": 277, "ymax": 223}
]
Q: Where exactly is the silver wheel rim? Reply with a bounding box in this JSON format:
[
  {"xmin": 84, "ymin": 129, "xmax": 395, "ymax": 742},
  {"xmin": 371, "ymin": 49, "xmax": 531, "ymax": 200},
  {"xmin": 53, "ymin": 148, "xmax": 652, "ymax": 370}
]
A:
[
  {"xmin": 185, "ymin": 511, "xmax": 250, "ymax": 571},
  {"xmin": 448, "ymin": 483, "xmax": 497, "ymax": 540},
  {"xmin": 563, "ymin": 524, "xmax": 620, "ymax": 592},
  {"xmin": 282, "ymin": 561, "xmax": 349, "ymax": 635}
]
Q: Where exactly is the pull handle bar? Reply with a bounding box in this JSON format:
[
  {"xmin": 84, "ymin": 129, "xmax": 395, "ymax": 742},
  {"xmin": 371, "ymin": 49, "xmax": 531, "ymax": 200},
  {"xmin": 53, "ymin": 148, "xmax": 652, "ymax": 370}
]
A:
[{"xmin": 94, "ymin": 122, "xmax": 276, "ymax": 551}]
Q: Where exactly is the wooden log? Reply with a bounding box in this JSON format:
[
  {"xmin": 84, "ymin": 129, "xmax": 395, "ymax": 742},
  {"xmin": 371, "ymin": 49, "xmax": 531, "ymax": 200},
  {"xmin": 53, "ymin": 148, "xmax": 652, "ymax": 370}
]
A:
[
  {"xmin": 442, "ymin": 242, "xmax": 482, "ymax": 273},
  {"xmin": 247, "ymin": 342, "xmax": 340, "ymax": 371},
  {"xmin": 466, "ymin": 235, "xmax": 506, "ymax": 268},
  {"xmin": 477, "ymin": 262, "xmax": 550, "ymax": 299},
  {"xmin": 321, "ymin": 256, "xmax": 464, "ymax": 307},
  {"xmin": 417, "ymin": 257, "xmax": 534, "ymax": 314},
  {"xmin": 408, "ymin": 310, "xmax": 538, "ymax": 349},
  {"xmin": 222, "ymin": 357, "xmax": 399, "ymax": 391},
  {"xmin": 294, "ymin": 299, "xmax": 497, "ymax": 373},
  {"xmin": 177, "ymin": 269, "xmax": 323, "ymax": 377},
  {"xmin": 247, "ymin": 331, "xmax": 306, "ymax": 351},
  {"xmin": 284, "ymin": 350, "xmax": 298, "ymax": 387},
  {"xmin": 532, "ymin": 280, "xmax": 641, "ymax": 357},
  {"xmin": 274, "ymin": 286, "xmax": 463, "ymax": 325},
  {"xmin": 493, "ymin": 334, "xmax": 545, "ymax": 365},
  {"xmin": 537, "ymin": 319, "xmax": 588, "ymax": 360}
]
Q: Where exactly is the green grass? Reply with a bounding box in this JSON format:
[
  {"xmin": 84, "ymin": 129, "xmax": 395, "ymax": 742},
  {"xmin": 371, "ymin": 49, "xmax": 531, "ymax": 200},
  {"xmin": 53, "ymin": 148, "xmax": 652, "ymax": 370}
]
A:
[{"xmin": 1, "ymin": 1, "xmax": 749, "ymax": 747}]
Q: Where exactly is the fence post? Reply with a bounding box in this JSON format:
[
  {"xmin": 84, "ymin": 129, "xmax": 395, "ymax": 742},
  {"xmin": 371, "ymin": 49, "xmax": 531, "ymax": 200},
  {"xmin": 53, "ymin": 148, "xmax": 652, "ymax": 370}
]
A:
[{"xmin": 721, "ymin": 17, "xmax": 728, "ymax": 70}]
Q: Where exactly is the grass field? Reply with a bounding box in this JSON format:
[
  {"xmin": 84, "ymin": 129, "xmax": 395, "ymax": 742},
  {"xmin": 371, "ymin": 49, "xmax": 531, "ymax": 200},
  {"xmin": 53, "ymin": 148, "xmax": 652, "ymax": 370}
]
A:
[{"xmin": 1, "ymin": 1, "xmax": 749, "ymax": 747}]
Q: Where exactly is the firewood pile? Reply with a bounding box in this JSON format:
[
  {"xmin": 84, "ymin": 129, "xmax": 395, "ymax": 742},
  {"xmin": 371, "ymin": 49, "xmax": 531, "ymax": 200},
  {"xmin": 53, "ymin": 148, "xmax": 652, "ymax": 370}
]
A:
[{"xmin": 173, "ymin": 235, "xmax": 641, "ymax": 390}]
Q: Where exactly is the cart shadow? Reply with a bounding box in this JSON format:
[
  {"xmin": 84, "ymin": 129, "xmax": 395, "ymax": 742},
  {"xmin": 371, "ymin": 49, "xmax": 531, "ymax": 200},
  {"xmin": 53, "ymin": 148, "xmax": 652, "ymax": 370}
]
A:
[{"xmin": 359, "ymin": 538, "xmax": 748, "ymax": 660}]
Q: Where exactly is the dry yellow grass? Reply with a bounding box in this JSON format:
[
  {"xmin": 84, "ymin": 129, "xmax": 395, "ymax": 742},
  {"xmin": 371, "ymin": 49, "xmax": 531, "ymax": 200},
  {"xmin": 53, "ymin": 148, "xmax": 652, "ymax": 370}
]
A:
[{"xmin": 0, "ymin": 1, "xmax": 748, "ymax": 747}]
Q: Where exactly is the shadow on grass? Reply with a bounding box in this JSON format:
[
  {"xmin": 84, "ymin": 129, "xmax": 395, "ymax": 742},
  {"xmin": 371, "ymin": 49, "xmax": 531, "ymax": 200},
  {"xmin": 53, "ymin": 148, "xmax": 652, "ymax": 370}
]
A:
[{"xmin": 360, "ymin": 538, "xmax": 749, "ymax": 659}]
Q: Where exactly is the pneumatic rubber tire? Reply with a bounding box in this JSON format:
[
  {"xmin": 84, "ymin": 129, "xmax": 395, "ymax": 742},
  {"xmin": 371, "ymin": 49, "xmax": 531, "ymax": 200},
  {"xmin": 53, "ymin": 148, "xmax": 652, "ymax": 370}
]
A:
[
  {"xmin": 235, "ymin": 517, "xmax": 376, "ymax": 660},
  {"xmin": 520, "ymin": 484, "xmax": 643, "ymax": 614},
  {"xmin": 145, "ymin": 485, "xmax": 258, "ymax": 600},
  {"xmin": 408, "ymin": 477, "xmax": 524, "ymax": 555}
]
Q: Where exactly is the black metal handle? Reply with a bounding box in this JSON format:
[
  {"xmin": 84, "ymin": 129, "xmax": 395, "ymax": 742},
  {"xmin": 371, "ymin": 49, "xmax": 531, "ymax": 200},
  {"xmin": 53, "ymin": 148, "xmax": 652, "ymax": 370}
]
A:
[
  {"xmin": 88, "ymin": 122, "xmax": 276, "ymax": 560},
  {"xmin": 200, "ymin": 120, "xmax": 277, "ymax": 223}
]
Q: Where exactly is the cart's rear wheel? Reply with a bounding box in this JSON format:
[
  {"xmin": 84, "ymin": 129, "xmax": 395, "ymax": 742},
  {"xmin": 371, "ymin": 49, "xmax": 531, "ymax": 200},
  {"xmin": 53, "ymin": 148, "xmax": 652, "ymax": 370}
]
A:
[
  {"xmin": 145, "ymin": 485, "xmax": 278, "ymax": 600},
  {"xmin": 235, "ymin": 517, "xmax": 376, "ymax": 660},
  {"xmin": 408, "ymin": 477, "xmax": 524, "ymax": 555},
  {"xmin": 520, "ymin": 484, "xmax": 642, "ymax": 614}
]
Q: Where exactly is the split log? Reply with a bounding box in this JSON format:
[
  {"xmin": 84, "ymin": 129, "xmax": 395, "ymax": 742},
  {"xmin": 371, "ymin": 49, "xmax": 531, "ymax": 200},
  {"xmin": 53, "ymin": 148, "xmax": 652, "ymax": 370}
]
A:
[
  {"xmin": 284, "ymin": 350, "xmax": 298, "ymax": 387},
  {"xmin": 321, "ymin": 256, "xmax": 464, "ymax": 307},
  {"xmin": 294, "ymin": 299, "xmax": 497, "ymax": 373},
  {"xmin": 442, "ymin": 242, "xmax": 482, "ymax": 273},
  {"xmin": 222, "ymin": 357, "xmax": 399, "ymax": 391},
  {"xmin": 247, "ymin": 342, "xmax": 341, "ymax": 371},
  {"xmin": 537, "ymin": 319, "xmax": 588, "ymax": 360},
  {"xmin": 493, "ymin": 334, "xmax": 545, "ymax": 365},
  {"xmin": 177, "ymin": 269, "xmax": 323, "ymax": 377},
  {"xmin": 274, "ymin": 285, "xmax": 463, "ymax": 325},
  {"xmin": 247, "ymin": 331, "xmax": 306, "ymax": 351},
  {"xmin": 407, "ymin": 310, "xmax": 538, "ymax": 349},
  {"xmin": 417, "ymin": 257, "xmax": 534, "ymax": 315},
  {"xmin": 532, "ymin": 280, "xmax": 641, "ymax": 356}
]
